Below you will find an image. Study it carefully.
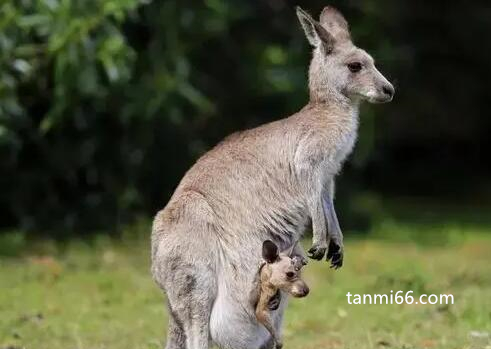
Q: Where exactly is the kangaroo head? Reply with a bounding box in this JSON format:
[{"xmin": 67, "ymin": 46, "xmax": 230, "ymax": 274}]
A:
[
  {"xmin": 261, "ymin": 240, "xmax": 309, "ymax": 298},
  {"xmin": 296, "ymin": 6, "xmax": 394, "ymax": 105}
]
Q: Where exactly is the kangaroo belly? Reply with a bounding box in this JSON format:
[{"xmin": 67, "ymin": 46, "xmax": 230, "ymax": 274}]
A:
[{"xmin": 210, "ymin": 293, "xmax": 286, "ymax": 349}]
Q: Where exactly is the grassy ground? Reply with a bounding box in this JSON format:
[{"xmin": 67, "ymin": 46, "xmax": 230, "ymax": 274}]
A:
[{"xmin": 1, "ymin": 220, "xmax": 490, "ymax": 349}]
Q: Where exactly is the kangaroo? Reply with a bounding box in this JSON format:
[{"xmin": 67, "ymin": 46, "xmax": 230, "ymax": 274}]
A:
[
  {"xmin": 151, "ymin": 5, "xmax": 394, "ymax": 349},
  {"xmin": 253, "ymin": 240, "xmax": 309, "ymax": 349}
]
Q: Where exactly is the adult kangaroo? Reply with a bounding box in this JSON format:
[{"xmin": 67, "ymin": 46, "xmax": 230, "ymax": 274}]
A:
[{"xmin": 151, "ymin": 5, "xmax": 394, "ymax": 349}]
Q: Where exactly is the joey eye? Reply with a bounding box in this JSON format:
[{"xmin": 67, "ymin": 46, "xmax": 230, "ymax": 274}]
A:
[
  {"xmin": 286, "ymin": 271, "xmax": 295, "ymax": 278},
  {"xmin": 347, "ymin": 62, "xmax": 362, "ymax": 73}
]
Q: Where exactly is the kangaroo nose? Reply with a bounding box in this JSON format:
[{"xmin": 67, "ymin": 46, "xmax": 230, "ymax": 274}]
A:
[
  {"xmin": 382, "ymin": 84, "xmax": 394, "ymax": 99},
  {"xmin": 296, "ymin": 285, "xmax": 309, "ymax": 297},
  {"xmin": 291, "ymin": 283, "xmax": 310, "ymax": 297}
]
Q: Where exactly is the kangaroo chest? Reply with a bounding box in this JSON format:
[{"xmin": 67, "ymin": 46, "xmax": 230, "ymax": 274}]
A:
[
  {"xmin": 334, "ymin": 124, "xmax": 358, "ymax": 165},
  {"xmin": 320, "ymin": 112, "xmax": 359, "ymax": 174}
]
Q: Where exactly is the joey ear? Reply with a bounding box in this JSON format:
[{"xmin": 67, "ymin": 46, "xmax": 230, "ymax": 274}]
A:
[
  {"xmin": 319, "ymin": 6, "xmax": 351, "ymax": 42},
  {"xmin": 262, "ymin": 240, "xmax": 279, "ymax": 263},
  {"xmin": 296, "ymin": 6, "xmax": 335, "ymax": 53},
  {"xmin": 283, "ymin": 240, "xmax": 298, "ymax": 257}
]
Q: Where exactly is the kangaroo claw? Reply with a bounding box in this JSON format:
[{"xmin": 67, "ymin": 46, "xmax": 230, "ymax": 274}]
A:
[
  {"xmin": 326, "ymin": 240, "xmax": 343, "ymax": 269},
  {"xmin": 308, "ymin": 244, "xmax": 327, "ymax": 260}
]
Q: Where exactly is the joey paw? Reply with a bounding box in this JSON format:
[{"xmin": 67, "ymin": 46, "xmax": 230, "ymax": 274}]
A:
[{"xmin": 267, "ymin": 290, "xmax": 281, "ymax": 311}]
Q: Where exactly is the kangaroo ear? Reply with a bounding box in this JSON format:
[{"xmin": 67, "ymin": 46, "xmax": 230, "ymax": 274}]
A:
[
  {"xmin": 262, "ymin": 240, "xmax": 279, "ymax": 263},
  {"xmin": 319, "ymin": 6, "xmax": 351, "ymax": 43},
  {"xmin": 296, "ymin": 6, "xmax": 335, "ymax": 53},
  {"xmin": 291, "ymin": 256, "xmax": 304, "ymax": 271}
]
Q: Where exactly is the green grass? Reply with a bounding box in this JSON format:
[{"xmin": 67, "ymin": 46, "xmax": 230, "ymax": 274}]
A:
[{"xmin": 1, "ymin": 222, "xmax": 490, "ymax": 349}]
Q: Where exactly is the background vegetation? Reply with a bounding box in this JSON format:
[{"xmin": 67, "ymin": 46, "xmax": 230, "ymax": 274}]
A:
[{"xmin": 2, "ymin": 0, "xmax": 490, "ymax": 233}]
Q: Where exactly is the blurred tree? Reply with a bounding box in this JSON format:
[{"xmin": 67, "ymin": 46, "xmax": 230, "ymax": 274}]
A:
[
  {"xmin": 0, "ymin": 0, "xmax": 142, "ymax": 231},
  {"xmin": 0, "ymin": 0, "xmax": 489, "ymax": 234}
]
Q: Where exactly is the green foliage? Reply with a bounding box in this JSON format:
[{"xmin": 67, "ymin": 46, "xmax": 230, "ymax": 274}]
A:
[
  {"xmin": 0, "ymin": 0, "xmax": 490, "ymax": 232},
  {"xmin": 1, "ymin": 0, "xmax": 138, "ymax": 128},
  {"xmin": 0, "ymin": 0, "xmax": 144, "ymax": 231}
]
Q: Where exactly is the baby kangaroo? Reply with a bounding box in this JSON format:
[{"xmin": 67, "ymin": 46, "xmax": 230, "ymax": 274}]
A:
[{"xmin": 254, "ymin": 240, "xmax": 309, "ymax": 349}]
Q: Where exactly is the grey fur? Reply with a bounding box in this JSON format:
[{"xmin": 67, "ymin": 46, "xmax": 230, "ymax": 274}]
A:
[{"xmin": 151, "ymin": 5, "xmax": 393, "ymax": 349}]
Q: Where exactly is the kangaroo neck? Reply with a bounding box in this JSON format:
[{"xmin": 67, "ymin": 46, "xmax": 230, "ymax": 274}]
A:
[
  {"xmin": 308, "ymin": 88, "xmax": 359, "ymax": 116},
  {"xmin": 305, "ymin": 95, "xmax": 359, "ymax": 122}
]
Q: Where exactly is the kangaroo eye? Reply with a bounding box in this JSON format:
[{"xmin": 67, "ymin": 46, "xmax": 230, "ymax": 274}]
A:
[
  {"xmin": 347, "ymin": 62, "xmax": 362, "ymax": 73},
  {"xmin": 286, "ymin": 271, "xmax": 295, "ymax": 278}
]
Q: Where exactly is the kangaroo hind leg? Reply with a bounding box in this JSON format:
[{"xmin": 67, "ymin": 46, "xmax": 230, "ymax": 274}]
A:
[
  {"xmin": 165, "ymin": 297, "xmax": 186, "ymax": 349},
  {"xmin": 164, "ymin": 260, "xmax": 216, "ymax": 349}
]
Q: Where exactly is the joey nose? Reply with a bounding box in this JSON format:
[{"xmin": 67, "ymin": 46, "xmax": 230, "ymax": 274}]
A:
[
  {"xmin": 291, "ymin": 282, "xmax": 310, "ymax": 297},
  {"xmin": 300, "ymin": 286, "xmax": 310, "ymax": 297},
  {"xmin": 293, "ymin": 284, "xmax": 310, "ymax": 297}
]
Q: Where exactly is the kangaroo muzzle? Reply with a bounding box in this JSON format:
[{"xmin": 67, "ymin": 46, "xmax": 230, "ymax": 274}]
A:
[{"xmin": 290, "ymin": 281, "xmax": 310, "ymax": 298}]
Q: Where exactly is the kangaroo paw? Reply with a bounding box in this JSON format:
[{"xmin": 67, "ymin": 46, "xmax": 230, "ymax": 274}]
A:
[
  {"xmin": 308, "ymin": 243, "xmax": 327, "ymax": 260},
  {"xmin": 326, "ymin": 240, "xmax": 343, "ymax": 269},
  {"xmin": 267, "ymin": 290, "xmax": 281, "ymax": 310}
]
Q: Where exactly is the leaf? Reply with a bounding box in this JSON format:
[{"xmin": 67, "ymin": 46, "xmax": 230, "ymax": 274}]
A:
[
  {"xmin": 177, "ymin": 81, "xmax": 215, "ymax": 114},
  {"xmin": 17, "ymin": 14, "xmax": 50, "ymax": 28},
  {"xmin": 12, "ymin": 59, "xmax": 31, "ymax": 75}
]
